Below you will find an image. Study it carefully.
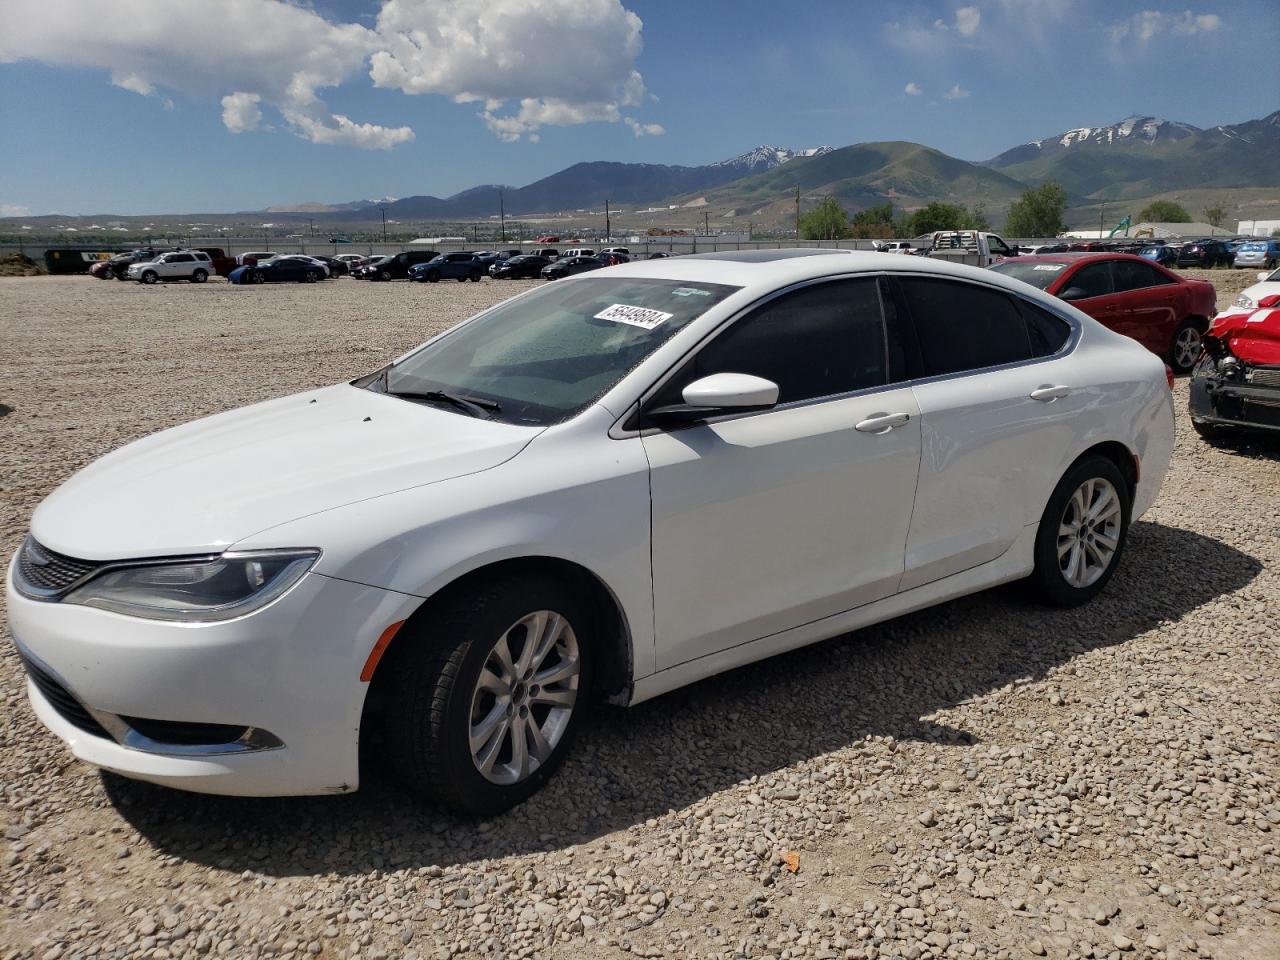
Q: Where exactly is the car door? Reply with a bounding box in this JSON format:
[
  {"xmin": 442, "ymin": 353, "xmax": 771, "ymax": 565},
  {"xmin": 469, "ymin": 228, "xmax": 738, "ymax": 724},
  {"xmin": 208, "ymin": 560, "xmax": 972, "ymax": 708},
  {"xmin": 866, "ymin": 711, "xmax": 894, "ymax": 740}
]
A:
[
  {"xmin": 892, "ymin": 275, "xmax": 1084, "ymax": 590},
  {"xmin": 642, "ymin": 276, "xmax": 923, "ymax": 669},
  {"xmin": 1111, "ymin": 259, "xmax": 1178, "ymax": 355},
  {"xmin": 1057, "ymin": 261, "xmax": 1125, "ymax": 334}
]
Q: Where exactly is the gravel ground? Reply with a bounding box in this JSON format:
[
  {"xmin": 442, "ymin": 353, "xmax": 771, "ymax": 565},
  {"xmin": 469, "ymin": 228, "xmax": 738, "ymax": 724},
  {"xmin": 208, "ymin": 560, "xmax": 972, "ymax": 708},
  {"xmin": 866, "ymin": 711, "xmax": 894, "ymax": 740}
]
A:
[{"xmin": 1, "ymin": 271, "xmax": 1277, "ymax": 960}]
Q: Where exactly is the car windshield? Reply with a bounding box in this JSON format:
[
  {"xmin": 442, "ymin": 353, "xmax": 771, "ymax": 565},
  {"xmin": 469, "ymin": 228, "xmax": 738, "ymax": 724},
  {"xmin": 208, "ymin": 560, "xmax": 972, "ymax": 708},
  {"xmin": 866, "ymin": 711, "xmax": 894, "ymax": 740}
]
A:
[
  {"xmin": 988, "ymin": 260, "xmax": 1068, "ymax": 290},
  {"xmin": 1141, "ymin": 247, "xmax": 1160, "ymax": 255},
  {"xmin": 1241, "ymin": 242, "xmax": 1265, "ymax": 252},
  {"xmin": 373, "ymin": 277, "xmax": 739, "ymax": 426}
]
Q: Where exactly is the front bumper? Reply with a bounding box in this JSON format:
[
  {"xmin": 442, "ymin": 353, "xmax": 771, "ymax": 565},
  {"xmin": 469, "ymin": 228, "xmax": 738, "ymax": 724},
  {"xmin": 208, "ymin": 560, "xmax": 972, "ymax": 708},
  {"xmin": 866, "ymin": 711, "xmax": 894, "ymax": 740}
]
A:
[
  {"xmin": 7, "ymin": 558, "xmax": 422, "ymax": 796},
  {"xmin": 1189, "ymin": 370, "xmax": 1280, "ymax": 432}
]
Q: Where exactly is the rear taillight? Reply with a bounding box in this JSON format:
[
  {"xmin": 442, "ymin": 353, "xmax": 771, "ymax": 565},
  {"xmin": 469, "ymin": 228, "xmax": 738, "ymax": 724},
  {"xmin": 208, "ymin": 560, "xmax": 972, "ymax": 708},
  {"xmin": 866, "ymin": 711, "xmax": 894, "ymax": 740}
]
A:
[{"xmin": 1165, "ymin": 364, "xmax": 1175, "ymax": 389}]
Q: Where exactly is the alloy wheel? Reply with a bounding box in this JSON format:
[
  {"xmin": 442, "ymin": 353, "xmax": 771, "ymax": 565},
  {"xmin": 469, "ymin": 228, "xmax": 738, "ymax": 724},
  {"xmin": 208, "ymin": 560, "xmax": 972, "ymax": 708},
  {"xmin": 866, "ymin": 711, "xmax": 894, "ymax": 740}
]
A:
[
  {"xmin": 1057, "ymin": 477, "xmax": 1122, "ymax": 588},
  {"xmin": 1174, "ymin": 326, "xmax": 1202, "ymax": 370},
  {"xmin": 468, "ymin": 610, "xmax": 580, "ymax": 786}
]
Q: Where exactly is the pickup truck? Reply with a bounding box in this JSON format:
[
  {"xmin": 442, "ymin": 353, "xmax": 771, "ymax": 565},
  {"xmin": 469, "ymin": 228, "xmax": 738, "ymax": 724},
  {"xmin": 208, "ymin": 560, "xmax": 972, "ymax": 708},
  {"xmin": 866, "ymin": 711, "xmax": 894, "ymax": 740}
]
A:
[
  {"xmin": 927, "ymin": 231, "xmax": 1019, "ymax": 267},
  {"xmin": 126, "ymin": 250, "xmax": 215, "ymax": 284},
  {"xmin": 193, "ymin": 247, "xmax": 237, "ymax": 276}
]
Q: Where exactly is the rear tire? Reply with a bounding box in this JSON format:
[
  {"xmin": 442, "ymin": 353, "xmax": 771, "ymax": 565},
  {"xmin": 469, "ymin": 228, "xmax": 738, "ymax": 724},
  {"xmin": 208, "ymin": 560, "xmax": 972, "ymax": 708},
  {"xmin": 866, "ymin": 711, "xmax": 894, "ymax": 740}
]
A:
[
  {"xmin": 1169, "ymin": 319, "xmax": 1203, "ymax": 374},
  {"xmin": 252, "ymin": 272, "xmax": 266, "ymax": 284},
  {"xmin": 426, "ymin": 269, "xmax": 440, "ymax": 283},
  {"xmin": 191, "ymin": 269, "xmax": 207, "ymax": 283},
  {"xmin": 378, "ymin": 575, "xmax": 593, "ymax": 815},
  {"xmin": 469, "ymin": 269, "xmax": 482, "ymax": 282},
  {"xmin": 1028, "ymin": 455, "xmax": 1130, "ymax": 608},
  {"xmin": 304, "ymin": 271, "xmax": 317, "ymax": 283}
]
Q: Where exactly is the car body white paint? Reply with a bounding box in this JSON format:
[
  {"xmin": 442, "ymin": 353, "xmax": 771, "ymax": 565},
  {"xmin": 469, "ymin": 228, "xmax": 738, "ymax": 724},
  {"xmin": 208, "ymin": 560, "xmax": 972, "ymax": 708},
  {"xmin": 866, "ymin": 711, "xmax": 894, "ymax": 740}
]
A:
[
  {"xmin": 1228, "ymin": 268, "xmax": 1280, "ymax": 312},
  {"xmin": 8, "ymin": 251, "xmax": 1175, "ymax": 796}
]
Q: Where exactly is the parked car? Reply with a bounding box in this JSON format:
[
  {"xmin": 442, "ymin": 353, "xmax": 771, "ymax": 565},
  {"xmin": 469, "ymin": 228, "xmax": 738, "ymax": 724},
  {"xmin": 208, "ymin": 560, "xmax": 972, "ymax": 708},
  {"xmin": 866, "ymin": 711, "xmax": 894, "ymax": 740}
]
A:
[
  {"xmin": 236, "ymin": 251, "xmax": 276, "ymax": 267},
  {"xmin": 272, "ymin": 255, "xmax": 331, "ymax": 277},
  {"xmin": 8, "ymin": 250, "xmax": 1175, "ymax": 812},
  {"xmin": 541, "ymin": 255, "xmax": 603, "ymax": 280},
  {"xmin": 192, "ymin": 247, "xmax": 237, "ymax": 277},
  {"xmin": 534, "ymin": 234, "xmax": 560, "ymax": 243},
  {"xmin": 647, "ymin": 252, "xmax": 671, "ymax": 259},
  {"xmin": 1229, "ymin": 267, "xmax": 1280, "ymax": 311},
  {"xmin": 333, "ymin": 254, "xmax": 366, "ymax": 270},
  {"xmin": 1176, "ymin": 239, "xmax": 1231, "ymax": 269},
  {"xmin": 355, "ymin": 251, "xmax": 439, "ymax": 281},
  {"xmin": 599, "ymin": 252, "xmax": 631, "ymax": 266},
  {"xmin": 227, "ymin": 258, "xmax": 327, "ymax": 284},
  {"xmin": 89, "ymin": 260, "xmax": 114, "ymax": 280},
  {"xmin": 1233, "ymin": 240, "xmax": 1280, "ymax": 270},
  {"xmin": 600, "ymin": 247, "xmax": 631, "ymax": 258},
  {"xmin": 409, "ymin": 252, "xmax": 485, "ymax": 283},
  {"xmin": 1189, "ymin": 294, "xmax": 1280, "ymax": 444},
  {"xmin": 929, "ymin": 231, "xmax": 1019, "ymax": 267},
  {"xmin": 1138, "ymin": 245, "xmax": 1179, "ymax": 268},
  {"xmin": 561, "ymin": 247, "xmax": 595, "ymax": 259},
  {"xmin": 104, "ymin": 247, "xmax": 173, "ymax": 280},
  {"xmin": 490, "ymin": 255, "xmax": 550, "ymax": 279},
  {"xmin": 880, "ymin": 241, "xmax": 915, "ymax": 255},
  {"xmin": 528, "ymin": 247, "xmax": 559, "ymax": 260},
  {"xmin": 312, "ymin": 255, "xmax": 348, "ymax": 277},
  {"xmin": 126, "ymin": 251, "xmax": 215, "ymax": 284},
  {"xmin": 990, "ymin": 253, "xmax": 1216, "ymax": 372},
  {"xmin": 1020, "ymin": 243, "xmax": 1070, "ymax": 255}
]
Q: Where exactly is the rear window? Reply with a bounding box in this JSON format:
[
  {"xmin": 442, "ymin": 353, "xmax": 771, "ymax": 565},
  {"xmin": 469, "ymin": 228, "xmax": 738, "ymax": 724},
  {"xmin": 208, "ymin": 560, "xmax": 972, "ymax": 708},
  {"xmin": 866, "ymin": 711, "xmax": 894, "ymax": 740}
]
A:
[
  {"xmin": 989, "ymin": 260, "xmax": 1068, "ymax": 291},
  {"xmin": 1241, "ymin": 242, "xmax": 1266, "ymax": 252},
  {"xmin": 899, "ymin": 278, "xmax": 1033, "ymax": 376}
]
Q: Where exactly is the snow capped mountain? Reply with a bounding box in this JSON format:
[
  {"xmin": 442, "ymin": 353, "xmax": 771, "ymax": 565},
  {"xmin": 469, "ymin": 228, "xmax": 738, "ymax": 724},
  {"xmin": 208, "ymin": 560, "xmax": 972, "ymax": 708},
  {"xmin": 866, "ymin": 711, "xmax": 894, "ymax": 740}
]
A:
[
  {"xmin": 1054, "ymin": 116, "xmax": 1199, "ymax": 149},
  {"xmin": 710, "ymin": 145, "xmax": 835, "ymax": 173}
]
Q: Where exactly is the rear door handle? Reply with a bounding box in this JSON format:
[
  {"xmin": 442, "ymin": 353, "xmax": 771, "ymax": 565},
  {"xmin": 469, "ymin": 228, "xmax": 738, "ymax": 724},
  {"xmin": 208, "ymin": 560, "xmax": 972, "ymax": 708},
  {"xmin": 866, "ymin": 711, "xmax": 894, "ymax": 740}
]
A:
[
  {"xmin": 854, "ymin": 412, "xmax": 911, "ymax": 434},
  {"xmin": 1029, "ymin": 384, "xmax": 1072, "ymax": 402}
]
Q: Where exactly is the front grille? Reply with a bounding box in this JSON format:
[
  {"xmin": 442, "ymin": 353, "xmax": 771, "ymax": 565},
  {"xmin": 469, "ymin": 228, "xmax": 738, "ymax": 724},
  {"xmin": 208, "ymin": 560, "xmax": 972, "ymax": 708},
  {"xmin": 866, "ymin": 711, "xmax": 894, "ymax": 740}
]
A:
[
  {"xmin": 16, "ymin": 537, "xmax": 103, "ymax": 597},
  {"xmin": 16, "ymin": 650, "xmax": 112, "ymax": 740},
  {"xmin": 1247, "ymin": 366, "xmax": 1280, "ymax": 389}
]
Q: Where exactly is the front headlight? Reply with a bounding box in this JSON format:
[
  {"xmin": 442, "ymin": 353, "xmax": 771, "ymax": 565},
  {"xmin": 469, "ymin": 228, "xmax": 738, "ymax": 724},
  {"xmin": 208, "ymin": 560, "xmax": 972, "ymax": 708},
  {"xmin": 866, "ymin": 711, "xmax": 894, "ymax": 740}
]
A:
[
  {"xmin": 64, "ymin": 549, "xmax": 319, "ymax": 622},
  {"xmin": 1235, "ymin": 295, "xmax": 1255, "ymax": 309}
]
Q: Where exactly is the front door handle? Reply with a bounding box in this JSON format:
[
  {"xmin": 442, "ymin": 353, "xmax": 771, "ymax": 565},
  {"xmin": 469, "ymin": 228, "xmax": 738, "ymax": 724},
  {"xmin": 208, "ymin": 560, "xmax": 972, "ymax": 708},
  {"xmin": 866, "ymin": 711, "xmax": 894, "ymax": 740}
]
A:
[
  {"xmin": 855, "ymin": 411, "xmax": 911, "ymax": 434},
  {"xmin": 1029, "ymin": 384, "xmax": 1072, "ymax": 402}
]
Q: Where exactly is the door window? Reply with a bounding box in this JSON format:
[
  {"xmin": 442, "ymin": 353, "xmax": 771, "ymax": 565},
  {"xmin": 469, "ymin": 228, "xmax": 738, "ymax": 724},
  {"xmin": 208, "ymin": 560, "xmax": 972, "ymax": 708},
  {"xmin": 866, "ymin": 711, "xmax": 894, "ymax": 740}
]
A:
[
  {"xmin": 1114, "ymin": 259, "xmax": 1173, "ymax": 290},
  {"xmin": 687, "ymin": 278, "xmax": 887, "ymax": 404},
  {"xmin": 897, "ymin": 278, "xmax": 1032, "ymax": 376},
  {"xmin": 1017, "ymin": 299, "xmax": 1072, "ymax": 356},
  {"xmin": 1069, "ymin": 263, "xmax": 1113, "ymax": 299}
]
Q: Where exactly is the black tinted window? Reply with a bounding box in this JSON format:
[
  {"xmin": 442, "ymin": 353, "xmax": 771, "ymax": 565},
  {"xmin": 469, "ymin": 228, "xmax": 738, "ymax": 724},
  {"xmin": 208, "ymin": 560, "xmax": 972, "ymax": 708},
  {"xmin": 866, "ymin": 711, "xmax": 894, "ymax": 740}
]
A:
[
  {"xmin": 691, "ymin": 279, "xmax": 886, "ymax": 403},
  {"xmin": 899, "ymin": 278, "xmax": 1031, "ymax": 376},
  {"xmin": 1115, "ymin": 259, "xmax": 1173, "ymax": 290},
  {"xmin": 1070, "ymin": 263, "xmax": 1113, "ymax": 298},
  {"xmin": 1018, "ymin": 299, "xmax": 1072, "ymax": 357}
]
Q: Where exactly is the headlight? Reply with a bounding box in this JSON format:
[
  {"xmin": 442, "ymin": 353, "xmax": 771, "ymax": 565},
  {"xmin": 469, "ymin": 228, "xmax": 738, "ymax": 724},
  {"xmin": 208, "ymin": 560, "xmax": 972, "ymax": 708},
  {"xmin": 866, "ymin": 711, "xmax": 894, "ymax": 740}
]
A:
[
  {"xmin": 1235, "ymin": 295, "xmax": 1255, "ymax": 309},
  {"xmin": 64, "ymin": 549, "xmax": 319, "ymax": 622}
]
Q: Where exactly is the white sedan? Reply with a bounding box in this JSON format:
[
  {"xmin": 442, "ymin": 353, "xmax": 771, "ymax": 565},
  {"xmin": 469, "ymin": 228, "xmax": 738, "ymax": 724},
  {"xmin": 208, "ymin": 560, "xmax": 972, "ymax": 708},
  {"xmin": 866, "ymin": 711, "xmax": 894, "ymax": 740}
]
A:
[
  {"xmin": 8, "ymin": 250, "xmax": 1174, "ymax": 814},
  {"xmin": 1228, "ymin": 266, "xmax": 1280, "ymax": 313}
]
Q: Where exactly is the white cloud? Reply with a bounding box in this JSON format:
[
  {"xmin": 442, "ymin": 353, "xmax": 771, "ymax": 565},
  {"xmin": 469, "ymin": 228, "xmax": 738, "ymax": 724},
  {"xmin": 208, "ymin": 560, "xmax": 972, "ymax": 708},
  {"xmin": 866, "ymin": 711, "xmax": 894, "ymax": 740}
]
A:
[
  {"xmin": 624, "ymin": 117, "xmax": 665, "ymax": 137},
  {"xmin": 0, "ymin": 0, "xmax": 654, "ymax": 146},
  {"xmin": 220, "ymin": 92, "xmax": 263, "ymax": 134},
  {"xmin": 942, "ymin": 84, "xmax": 970, "ymax": 100},
  {"xmin": 0, "ymin": 203, "xmax": 32, "ymax": 218},
  {"xmin": 904, "ymin": 82, "xmax": 923, "ymax": 96},
  {"xmin": 1110, "ymin": 10, "xmax": 1223, "ymax": 44},
  {"xmin": 954, "ymin": 7, "xmax": 981, "ymax": 37}
]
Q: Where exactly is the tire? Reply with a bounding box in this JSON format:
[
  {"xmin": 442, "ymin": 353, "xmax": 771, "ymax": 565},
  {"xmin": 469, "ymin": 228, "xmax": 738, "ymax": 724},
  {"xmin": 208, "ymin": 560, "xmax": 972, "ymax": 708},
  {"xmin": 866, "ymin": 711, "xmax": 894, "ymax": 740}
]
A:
[
  {"xmin": 141, "ymin": 271, "xmax": 158, "ymax": 285},
  {"xmin": 304, "ymin": 271, "xmax": 317, "ymax": 283},
  {"xmin": 380, "ymin": 269, "xmax": 392, "ymax": 281},
  {"xmin": 426, "ymin": 270, "xmax": 440, "ymax": 283},
  {"xmin": 378, "ymin": 575, "xmax": 593, "ymax": 815},
  {"xmin": 252, "ymin": 271, "xmax": 266, "ymax": 284},
  {"xmin": 191, "ymin": 269, "xmax": 207, "ymax": 283},
  {"xmin": 469, "ymin": 269, "xmax": 482, "ymax": 282},
  {"xmin": 1027, "ymin": 455, "xmax": 1131, "ymax": 608},
  {"xmin": 1169, "ymin": 319, "xmax": 1203, "ymax": 374}
]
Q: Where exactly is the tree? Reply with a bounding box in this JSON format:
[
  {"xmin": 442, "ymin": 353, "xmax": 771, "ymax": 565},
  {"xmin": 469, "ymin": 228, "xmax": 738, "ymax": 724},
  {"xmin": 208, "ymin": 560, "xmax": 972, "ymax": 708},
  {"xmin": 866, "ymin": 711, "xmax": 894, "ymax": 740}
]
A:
[
  {"xmin": 1004, "ymin": 181, "xmax": 1067, "ymax": 237},
  {"xmin": 963, "ymin": 202, "xmax": 991, "ymax": 231},
  {"xmin": 1137, "ymin": 200, "xmax": 1191, "ymax": 223},
  {"xmin": 798, "ymin": 197, "xmax": 849, "ymax": 240},
  {"xmin": 1203, "ymin": 202, "xmax": 1228, "ymax": 228},
  {"xmin": 849, "ymin": 202, "xmax": 894, "ymax": 239},
  {"xmin": 907, "ymin": 202, "xmax": 967, "ymax": 235}
]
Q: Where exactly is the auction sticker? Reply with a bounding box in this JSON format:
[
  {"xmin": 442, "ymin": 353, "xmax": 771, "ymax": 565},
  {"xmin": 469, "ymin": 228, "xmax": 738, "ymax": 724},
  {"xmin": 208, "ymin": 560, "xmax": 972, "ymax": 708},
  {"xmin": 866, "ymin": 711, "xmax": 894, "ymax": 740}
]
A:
[
  {"xmin": 1033, "ymin": 264, "xmax": 1064, "ymax": 271},
  {"xmin": 595, "ymin": 303, "xmax": 674, "ymax": 330}
]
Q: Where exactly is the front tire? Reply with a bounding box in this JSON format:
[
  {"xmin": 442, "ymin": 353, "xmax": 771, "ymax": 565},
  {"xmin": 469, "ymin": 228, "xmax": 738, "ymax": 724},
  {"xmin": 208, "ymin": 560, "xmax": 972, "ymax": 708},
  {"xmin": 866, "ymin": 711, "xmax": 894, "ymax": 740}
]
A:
[
  {"xmin": 426, "ymin": 269, "xmax": 440, "ymax": 283},
  {"xmin": 380, "ymin": 269, "xmax": 392, "ymax": 281},
  {"xmin": 304, "ymin": 271, "xmax": 318, "ymax": 283},
  {"xmin": 1169, "ymin": 319, "xmax": 1203, "ymax": 373},
  {"xmin": 379, "ymin": 576, "xmax": 592, "ymax": 815},
  {"xmin": 141, "ymin": 271, "xmax": 158, "ymax": 285},
  {"xmin": 469, "ymin": 269, "xmax": 482, "ymax": 282},
  {"xmin": 1028, "ymin": 456, "xmax": 1131, "ymax": 607}
]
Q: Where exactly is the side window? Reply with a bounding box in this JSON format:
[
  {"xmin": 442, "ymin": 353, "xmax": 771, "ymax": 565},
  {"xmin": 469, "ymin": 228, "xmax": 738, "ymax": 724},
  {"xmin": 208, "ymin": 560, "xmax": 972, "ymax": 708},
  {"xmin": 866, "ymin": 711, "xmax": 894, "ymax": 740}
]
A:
[
  {"xmin": 1070, "ymin": 263, "xmax": 1114, "ymax": 299},
  {"xmin": 172, "ymin": 253, "xmax": 193, "ymax": 263},
  {"xmin": 898, "ymin": 278, "xmax": 1031, "ymax": 376},
  {"xmin": 1136, "ymin": 261, "xmax": 1174, "ymax": 287},
  {"xmin": 689, "ymin": 278, "xmax": 887, "ymax": 404},
  {"xmin": 1017, "ymin": 298, "xmax": 1072, "ymax": 357}
]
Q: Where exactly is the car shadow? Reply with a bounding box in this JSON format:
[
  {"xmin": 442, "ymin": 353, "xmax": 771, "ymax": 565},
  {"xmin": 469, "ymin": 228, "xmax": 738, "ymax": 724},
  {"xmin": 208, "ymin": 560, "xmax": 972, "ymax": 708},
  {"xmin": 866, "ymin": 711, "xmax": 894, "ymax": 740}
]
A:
[
  {"xmin": 104, "ymin": 519, "xmax": 1261, "ymax": 877},
  {"xmin": 1203, "ymin": 430, "xmax": 1280, "ymax": 462}
]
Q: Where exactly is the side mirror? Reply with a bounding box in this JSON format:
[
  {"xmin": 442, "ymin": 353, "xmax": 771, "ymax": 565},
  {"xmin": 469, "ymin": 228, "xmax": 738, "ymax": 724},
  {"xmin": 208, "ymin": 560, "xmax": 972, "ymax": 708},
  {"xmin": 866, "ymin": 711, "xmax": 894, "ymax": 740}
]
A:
[
  {"xmin": 1059, "ymin": 286, "xmax": 1090, "ymax": 302},
  {"xmin": 647, "ymin": 373, "xmax": 780, "ymax": 425}
]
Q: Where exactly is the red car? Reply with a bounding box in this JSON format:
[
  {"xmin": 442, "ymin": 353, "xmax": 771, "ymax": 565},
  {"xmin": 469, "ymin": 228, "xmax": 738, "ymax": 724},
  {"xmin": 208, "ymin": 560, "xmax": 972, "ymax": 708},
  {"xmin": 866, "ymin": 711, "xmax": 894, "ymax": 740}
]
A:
[{"xmin": 991, "ymin": 253, "xmax": 1216, "ymax": 372}]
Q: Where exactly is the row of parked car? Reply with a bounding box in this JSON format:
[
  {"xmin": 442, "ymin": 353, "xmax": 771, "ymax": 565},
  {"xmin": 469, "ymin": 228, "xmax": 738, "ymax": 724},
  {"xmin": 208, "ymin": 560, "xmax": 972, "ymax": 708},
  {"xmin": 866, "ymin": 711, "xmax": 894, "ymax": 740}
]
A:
[{"xmin": 1022, "ymin": 236, "xmax": 1279, "ymax": 270}]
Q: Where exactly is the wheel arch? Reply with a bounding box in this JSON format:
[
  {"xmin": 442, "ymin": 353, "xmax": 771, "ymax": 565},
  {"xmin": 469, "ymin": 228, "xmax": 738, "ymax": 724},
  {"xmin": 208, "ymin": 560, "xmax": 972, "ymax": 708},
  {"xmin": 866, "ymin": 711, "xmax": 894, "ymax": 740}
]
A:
[
  {"xmin": 364, "ymin": 555, "xmax": 634, "ymax": 710},
  {"xmin": 1067, "ymin": 440, "xmax": 1138, "ymax": 505}
]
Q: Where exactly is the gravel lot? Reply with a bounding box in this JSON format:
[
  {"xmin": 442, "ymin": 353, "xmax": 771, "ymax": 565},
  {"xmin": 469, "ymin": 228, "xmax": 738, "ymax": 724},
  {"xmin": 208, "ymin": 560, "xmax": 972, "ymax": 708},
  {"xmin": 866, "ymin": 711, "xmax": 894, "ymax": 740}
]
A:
[{"xmin": 1, "ymin": 271, "xmax": 1277, "ymax": 960}]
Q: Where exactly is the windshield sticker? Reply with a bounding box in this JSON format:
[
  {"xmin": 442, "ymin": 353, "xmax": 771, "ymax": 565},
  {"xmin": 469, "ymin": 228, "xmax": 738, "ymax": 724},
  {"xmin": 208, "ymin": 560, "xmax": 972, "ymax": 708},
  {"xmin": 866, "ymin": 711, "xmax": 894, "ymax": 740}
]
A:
[
  {"xmin": 595, "ymin": 303, "xmax": 675, "ymax": 330},
  {"xmin": 671, "ymin": 287, "xmax": 712, "ymax": 297},
  {"xmin": 1033, "ymin": 264, "xmax": 1065, "ymax": 271}
]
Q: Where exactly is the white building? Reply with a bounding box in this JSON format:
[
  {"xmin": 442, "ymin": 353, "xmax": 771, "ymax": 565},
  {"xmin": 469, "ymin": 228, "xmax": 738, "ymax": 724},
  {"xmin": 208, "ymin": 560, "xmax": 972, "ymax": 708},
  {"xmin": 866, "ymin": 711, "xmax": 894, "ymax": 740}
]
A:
[{"xmin": 1237, "ymin": 220, "xmax": 1280, "ymax": 237}]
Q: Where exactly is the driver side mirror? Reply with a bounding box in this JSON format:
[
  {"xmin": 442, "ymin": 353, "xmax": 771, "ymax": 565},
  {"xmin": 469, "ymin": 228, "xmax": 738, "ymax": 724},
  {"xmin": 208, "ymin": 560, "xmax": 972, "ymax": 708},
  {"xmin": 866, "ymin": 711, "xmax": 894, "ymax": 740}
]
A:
[
  {"xmin": 646, "ymin": 373, "xmax": 780, "ymax": 426},
  {"xmin": 1059, "ymin": 286, "xmax": 1090, "ymax": 302}
]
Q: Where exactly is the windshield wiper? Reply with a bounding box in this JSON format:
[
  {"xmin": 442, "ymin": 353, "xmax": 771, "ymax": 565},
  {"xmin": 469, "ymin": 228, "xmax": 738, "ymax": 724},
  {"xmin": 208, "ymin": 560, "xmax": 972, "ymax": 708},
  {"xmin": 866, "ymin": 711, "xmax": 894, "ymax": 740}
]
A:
[{"xmin": 387, "ymin": 388, "xmax": 501, "ymax": 419}]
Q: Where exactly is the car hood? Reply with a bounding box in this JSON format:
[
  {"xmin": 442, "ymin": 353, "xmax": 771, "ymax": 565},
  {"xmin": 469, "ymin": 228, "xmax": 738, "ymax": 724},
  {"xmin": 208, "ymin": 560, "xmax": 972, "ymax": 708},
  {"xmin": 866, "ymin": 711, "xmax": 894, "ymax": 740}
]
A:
[
  {"xmin": 1209, "ymin": 306, "xmax": 1280, "ymax": 366},
  {"xmin": 31, "ymin": 384, "xmax": 540, "ymax": 561}
]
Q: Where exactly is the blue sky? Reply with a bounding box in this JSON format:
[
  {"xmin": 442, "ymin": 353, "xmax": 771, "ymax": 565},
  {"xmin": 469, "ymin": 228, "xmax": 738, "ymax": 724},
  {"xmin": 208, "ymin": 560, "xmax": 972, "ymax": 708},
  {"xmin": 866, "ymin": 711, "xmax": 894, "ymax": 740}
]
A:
[{"xmin": 0, "ymin": 0, "xmax": 1274, "ymax": 216}]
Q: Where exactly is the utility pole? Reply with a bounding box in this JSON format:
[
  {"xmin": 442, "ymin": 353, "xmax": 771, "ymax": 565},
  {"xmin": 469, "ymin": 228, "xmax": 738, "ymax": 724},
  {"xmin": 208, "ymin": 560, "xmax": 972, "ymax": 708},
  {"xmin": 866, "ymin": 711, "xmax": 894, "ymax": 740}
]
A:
[
  {"xmin": 605, "ymin": 200, "xmax": 611, "ymax": 241},
  {"xmin": 795, "ymin": 187, "xmax": 801, "ymax": 240},
  {"xmin": 1099, "ymin": 202, "xmax": 1105, "ymax": 239},
  {"xmin": 380, "ymin": 206, "xmax": 387, "ymax": 243},
  {"xmin": 704, "ymin": 211, "xmax": 709, "ymax": 235},
  {"xmin": 308, "ymin": 217, "xmax": 314, "ymax": 237},
  {"xmin": 499, "ymin": 188, "xmax": 506, "ymax": 243},
  {"xmin": 748, "ymin": 221, "xmax": 753, "ymax": 241}
]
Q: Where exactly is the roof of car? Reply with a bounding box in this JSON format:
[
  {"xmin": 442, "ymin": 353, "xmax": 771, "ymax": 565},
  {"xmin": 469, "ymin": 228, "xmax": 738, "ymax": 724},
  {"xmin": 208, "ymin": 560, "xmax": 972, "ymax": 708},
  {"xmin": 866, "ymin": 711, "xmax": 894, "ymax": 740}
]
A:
[
  {"xmin": 681, "ymin": 248, "xmax": 858, "ymax": 263},
  {"xmin": 1004, "ymin": 252, "xmax": 1158, "ymax": 265}
]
